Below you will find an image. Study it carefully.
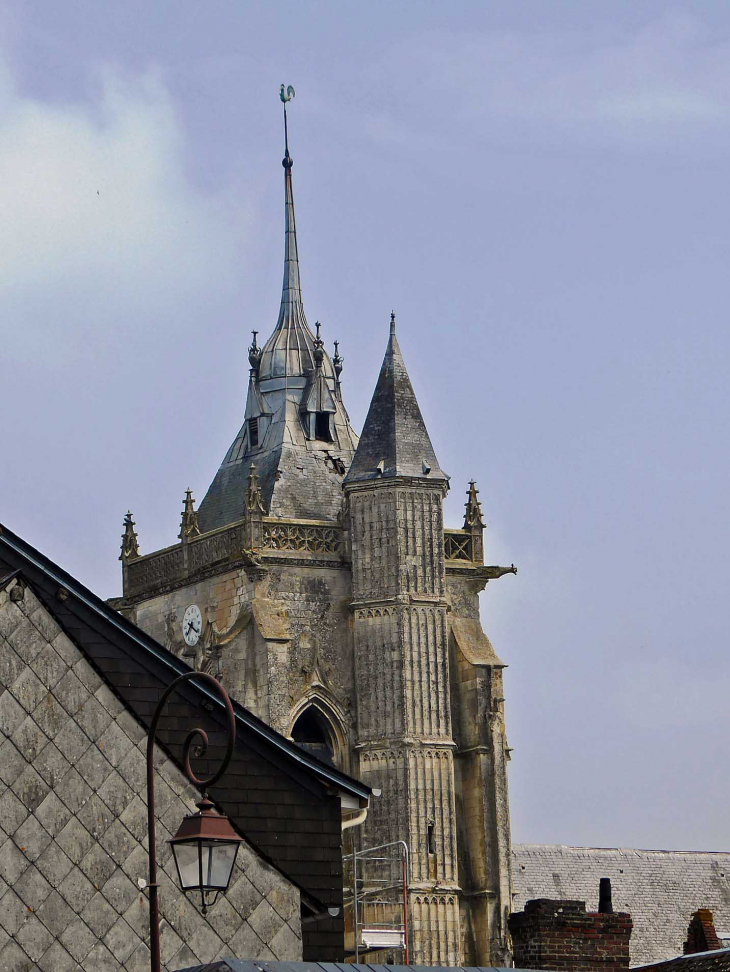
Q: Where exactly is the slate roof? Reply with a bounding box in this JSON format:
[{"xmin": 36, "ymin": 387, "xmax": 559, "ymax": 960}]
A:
[
  {"xmin": 637, "ymin": 949, "xmax": 730, "ymax": 972},
  {"xmin": 197, "ymin": 142, "xmax": 357, "ymax": 532},
  {"xmin": 0, "ymin": 523, "xmax": 371, "ymax": 960},
  {"xmin": 344, "ymin": 316, "xmax": 447, "ymax": 485},
  {"xmin": 513, "ymin": 844, "xmax": 730, "ymax": 967}
]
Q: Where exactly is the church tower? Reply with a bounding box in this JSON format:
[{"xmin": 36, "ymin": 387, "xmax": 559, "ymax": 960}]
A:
[
  {"xmin": 116, "ymin": 98, "xmax": 517, "ymax": 965},
  {"xmin": 345, "ymin": 315, "xmax": 460, "ymax": 962}
]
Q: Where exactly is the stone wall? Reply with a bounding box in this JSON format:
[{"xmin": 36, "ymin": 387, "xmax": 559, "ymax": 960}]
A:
[
  {"xmin": 0, "ymin": 578, "xmax": 301, "ymax": 972},
  {"xmin": 509, "ymin": 899, "xmax": 632, "ymax": 972}
]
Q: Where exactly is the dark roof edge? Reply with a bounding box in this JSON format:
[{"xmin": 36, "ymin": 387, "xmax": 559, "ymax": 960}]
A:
[
  {"xmin": 636, "ymin": 949, "xmax": 730, "ymax": 970},
  {"xmin": 0, "ymin": 523, "xmax": 370, "ymax": 802}
]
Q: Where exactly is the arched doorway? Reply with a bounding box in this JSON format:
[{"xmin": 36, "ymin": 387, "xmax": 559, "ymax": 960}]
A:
[{"xmin": 291, "ymin": 705, "xmax": 338, "ymax": 766}]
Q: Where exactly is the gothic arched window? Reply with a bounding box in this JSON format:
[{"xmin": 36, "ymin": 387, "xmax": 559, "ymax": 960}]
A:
[{"xmin": 291, "ymin": 705, "xmax": 337, "ymax": 767}]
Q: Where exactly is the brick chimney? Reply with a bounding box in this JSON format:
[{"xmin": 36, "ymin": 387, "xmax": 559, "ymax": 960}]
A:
[
  {"xmin": 509, "ymin": 884, "xmax": 632, "ymax": 972},
  {"xmin": 684, "ymin": 909, "xmax": 721, "ymax": 954}
]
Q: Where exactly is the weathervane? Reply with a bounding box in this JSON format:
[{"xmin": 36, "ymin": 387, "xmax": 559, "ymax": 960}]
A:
[{"xmin": 280, "ymin": 84, "xmax": 295, "ymax": 164}]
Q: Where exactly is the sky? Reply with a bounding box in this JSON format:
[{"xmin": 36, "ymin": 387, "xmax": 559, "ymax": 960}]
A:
[{"xmin": 2, "ymin": 1, "xmax": 730, "ymax": 852}]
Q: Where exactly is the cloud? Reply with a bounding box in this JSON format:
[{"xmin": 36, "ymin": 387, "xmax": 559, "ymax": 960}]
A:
[
  {"xmin": 353, "ymin": 12, "xmax": 730, "ymax": 151},
  {"xmin": 0, "ymin": 54, "xmax": 242, "ymax": 365}
]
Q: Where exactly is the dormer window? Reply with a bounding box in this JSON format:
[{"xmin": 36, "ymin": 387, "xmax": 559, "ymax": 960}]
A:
[
  {"xmin": 248, "ymin": 417, "xmax": 259, "ymax": 448},
  {"xmin": 315, "ymin": 412, "xmax": 333, "ymax": 442}
]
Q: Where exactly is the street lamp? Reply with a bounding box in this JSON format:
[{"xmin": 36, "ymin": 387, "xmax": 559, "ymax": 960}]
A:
[
  {"xmin": 147, "ymin": 671, "xmax": 242, "ymax": 972},
  {"xmin": 170, "ymin": 795, "xmax": 243, "ymax": 912}
]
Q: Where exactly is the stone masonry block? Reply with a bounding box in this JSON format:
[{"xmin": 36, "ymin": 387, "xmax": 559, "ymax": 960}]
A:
[
  {"xmin": 15, "ymin": 914, "xmax": 53, "ymax": 962},
  {"xmin": 0, "ymin": 788, "xmax": 30, "ymax": 836},
  {"xmin": 35, "ymin": 890, "xmax": 76, "ymax": 938},
  {"xmin": 9, "ymin": 668, "xmax": 47, "ymax": 714},
  {"xmin": 12, "ymin": 765, "xmax": 49, "ymax": 813},
  {"xmin": 76, "ymin": 793, "xmax": 114, "ymax": 840},
  {"xmin": 52, "ymin": 720, "xmax": 90, "ymax": 766},
  {"xmin": 7, "ymin": 620, "xmax": 46, "ymax": 665},
  {"xmin": 13, "ymin": 813, "xmax": 52, "ymax": 862},
  {"xmin": 99, "ymin": 819, "xmax": 137, "ymax": 867},
  {"xmin": 28, "ymin": 607, "xmax": 61, "ymax": 646},
  {"xmin": 81, "ymin": 891, "xmax": 119, "ymax": 939},
  {"xmin": 29, "ymin": 644, "xmax": 67, "ymax": 692},
  {"xmin": 97, "ymin": 770, "xmax": 134, "ymax": 818},
  {"xmin": 54, "ymin": 768, "xmax": 92, "ymax": 815},
  {"xmin": 72, "ymin": 657, "xmax": 103, "ymax": 694},
  {"xmin": 11, "ymin": 716, "xmax": 48, "ymax": 762},
  {"xmin": 97, "ymin": 720, "xmax": 133, "ymax": 769},
  {"xmin": 59, "ymin": 915, "xmax": 98, "ymax": 963},
  {"xmin": 57, "ymin": 865, "xmax": 96, "ymax": 911},
  {"xmin": 14, "ymin": 863, "xmax": 52, "ymax": 911},
  {"xmin": 55, "ymin": 816, "xmax": 94, "ymax": 865},
  {"xmin": 79, "ymin": 842, "xmax": 117, "ymax": 890},
  {"xmin": 103, "ymin": 916, "xmax": 140, "ymax": 964},
  {"xmin": 34, "ymin": 793, "xmax": 72, "ymax": 839},
  {"xmin": 49, "ymin": 632, "xmax": 82, "ymax": 669},
  {"xmin": 0, "ymin": 889, "xmax": 29, "ymax": 936},
  {"xmin": 0, "ymin": 600, "xmax": 26, "ymax": 640},
  {"xmin": 116, "ymin": 746, "xmax": 146, "ymax": 795},
  {"xmin": 34, "ymin": 841, "xmax": 73, "ymax": 888},
  {"xmin": 0, "ymin": 838, "xmax": 31, "ymax": 884},
  {"xmin": 31, "ymin": 694, "xmax": 68, "ymax": 741},
  {"xmin": 75, "ymin": 745, "xmax": 114, "ymax": 792},
  {"xmin": 0, "ymin": 691, "xmax": 26, "ymax": 737},
  {"xmin": 101, "ymin": 867, "xmax": 138, "ymax": 916},
  {"xmin": 82, "ymin": 939, "xmax": 120, "ymax": 972},
  {"xmin": 37, "ymin": 939, "xmax": 76, "ymax": 972},
  {"xmin": 34, "ymin": 742, "xmax": 72, "ymax": 790},
  {"xmin": 53, "ymin": 670, "xmax": 89, "ymax": 719},
  {"xmin": 73, "ymin": 694, "xmax": 112, "ymax": 741},
  {"xmin": 0, "ymin": 936, "xmax": 34, "ymax": 972}
]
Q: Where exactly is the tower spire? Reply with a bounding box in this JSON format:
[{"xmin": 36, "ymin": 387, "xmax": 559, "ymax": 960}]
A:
[{"xmin": 278, "ymin": 84, "xmax": 302, "ymax": 325}]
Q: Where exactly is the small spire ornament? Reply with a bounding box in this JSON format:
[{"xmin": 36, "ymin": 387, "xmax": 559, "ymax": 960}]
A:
[
  {"xmin": 246, "ymin": 464, "xmax": 265, "ymax": 514},
  {"xmin": 248, "ymin": 330, "xmax": 262, "ymax": 374},
  {"xmin": 333, "ymin": 340, "xmax": 343, "ymax": 380},
  {"xmin": 120, "ymin": 511, "xmax": 140, "ymax": 561},
  {"xmin": 463, "ymin": 480, "xmax": 486, "ymax": 530},
  {"xmin": 179, "ymin": 489, "xmax": 201, "ymax": 540}
]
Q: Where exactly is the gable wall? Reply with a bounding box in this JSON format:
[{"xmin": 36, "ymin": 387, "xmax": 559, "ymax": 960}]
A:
[{"xmin": 0, "ymin": 579, "xmax": 301, "ymax": 972}]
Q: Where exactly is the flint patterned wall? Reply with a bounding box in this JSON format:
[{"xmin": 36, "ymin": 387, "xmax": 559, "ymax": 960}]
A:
[{"xmin": 0, "ymin": 579, "xmax": 301, "ymax": 972}]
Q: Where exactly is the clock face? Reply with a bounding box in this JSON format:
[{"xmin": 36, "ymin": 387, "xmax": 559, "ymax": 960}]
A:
[{"xmin": 182, "ymin": 604, "xmax": 203, "ymax": 647}]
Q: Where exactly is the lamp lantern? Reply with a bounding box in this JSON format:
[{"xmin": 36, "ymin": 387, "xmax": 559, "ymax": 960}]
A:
[{"xmin": 170, "ymin": 795, "xmax": 244, "ymax": 912}]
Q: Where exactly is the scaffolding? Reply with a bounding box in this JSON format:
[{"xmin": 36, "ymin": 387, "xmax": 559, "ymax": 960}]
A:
[{"xmin": 343, "ymin": 840, "xmax": 410, "ymax": 963}]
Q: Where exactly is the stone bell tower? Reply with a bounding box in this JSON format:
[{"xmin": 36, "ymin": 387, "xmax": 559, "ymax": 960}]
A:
[
  {"xmin": 116, "ymin": 95, "xmax": 518, "ymax": 966},
  {"xmin": 344, "ymin": 314, "xmax": 460, "ymax": 963}
]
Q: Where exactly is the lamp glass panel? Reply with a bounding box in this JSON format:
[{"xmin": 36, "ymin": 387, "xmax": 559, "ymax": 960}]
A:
[
  {"xmin": 200, "ymin": 840, "xmax": 238, "ymax": 889},
  {"xmin": 173, "ymin": 841, "xmax": 201, "ymax": 890}
]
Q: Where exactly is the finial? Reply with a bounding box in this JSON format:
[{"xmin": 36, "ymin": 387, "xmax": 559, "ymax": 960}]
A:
[
  {"xmin": 120, "ymin": 511, "xmax": 140, "ymax": 561},
  {"xmin": 312, "ymin": 321, "xmax": 325, "ymax": 366},
  {"xmin": 179, "ymin": 489, "xmax": 201, "ymax": 540},
  {"xmin": 333, "ymin": 340, "xmax": 343, "ymax": 380},
  {"xmin": 246, "ymin": 464, "xmax": 265, "ymax": 514},
  {"xmin": 464, "ymin": 480, "xmax": 486, "ymax": 529},
  {"xmin": 280, "ymin": 84, "xmax": 295, "ymax": 168},
  {"xmin": 248, "ymin": 329, "xmax": 262, "ymax": 373},
  {"xmin": 390, "ymin": 311, "xmax": 396, "ymax": 336}
]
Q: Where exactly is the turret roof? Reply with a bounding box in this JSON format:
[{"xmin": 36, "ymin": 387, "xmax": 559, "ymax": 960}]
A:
[{"xmin": 344, "ymin": 315, "xmax": 447, "ymax": 485}]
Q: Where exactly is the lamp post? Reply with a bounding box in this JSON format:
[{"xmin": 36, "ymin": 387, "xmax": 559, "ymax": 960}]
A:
[{"xmin": 146, "ymin": 671, "xmax": 243, "ymax": 972}]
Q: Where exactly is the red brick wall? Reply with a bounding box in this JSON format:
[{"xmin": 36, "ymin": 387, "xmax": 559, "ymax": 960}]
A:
[
  {"xmin": 509, "ymin": 899, "xmax": 632, "ymax": 972},
  {"xmin": 685, "ymin": 909, "xmax": 721, "ymax": 954}
]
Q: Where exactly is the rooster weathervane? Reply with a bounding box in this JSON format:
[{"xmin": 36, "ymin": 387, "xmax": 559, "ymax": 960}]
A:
[{"xmin": 280, "ymin": 84, "xmax": 295, "ymax": 163}]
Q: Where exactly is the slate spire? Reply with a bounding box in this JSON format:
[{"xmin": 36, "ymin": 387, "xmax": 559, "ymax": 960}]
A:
[
  {"xmin": 257, "ymin": 98, "xmax": 326, "ymax": 382},
  {"xmin": 344, "ymin": 313, "xmax": 447, "ymax": 484}
]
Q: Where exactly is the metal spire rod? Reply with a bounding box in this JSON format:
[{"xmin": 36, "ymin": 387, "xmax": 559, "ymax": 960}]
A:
[{"xmin": 280, "ymin": 84, "xmax": 295, "ymax": 161}]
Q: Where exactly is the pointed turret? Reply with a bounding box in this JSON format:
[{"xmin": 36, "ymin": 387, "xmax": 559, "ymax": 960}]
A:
[{"xmin": 344, "ymin": 313, "xmax": 446, "ymax": 484}]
